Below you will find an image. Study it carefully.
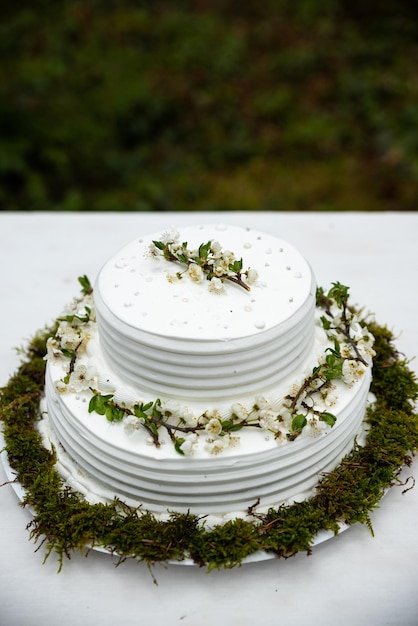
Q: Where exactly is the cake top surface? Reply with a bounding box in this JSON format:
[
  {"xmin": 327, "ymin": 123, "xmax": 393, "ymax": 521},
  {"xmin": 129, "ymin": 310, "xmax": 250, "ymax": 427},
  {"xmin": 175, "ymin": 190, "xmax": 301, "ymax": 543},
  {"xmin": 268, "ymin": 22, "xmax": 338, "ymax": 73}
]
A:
[{"xmin": 96, "ymin": 224, "xmax": 314, "ymax": 341}]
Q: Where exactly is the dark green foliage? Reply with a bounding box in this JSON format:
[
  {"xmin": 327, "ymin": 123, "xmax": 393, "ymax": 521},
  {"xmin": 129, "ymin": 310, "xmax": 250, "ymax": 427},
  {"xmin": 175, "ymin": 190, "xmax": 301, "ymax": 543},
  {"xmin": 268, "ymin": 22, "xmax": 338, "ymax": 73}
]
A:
[
  {"xmin": 1, "ymin": 1, "xmax": 418, "ymax": 212},
  {"xmin": 1, "ymin": 312, "xmax": 417, "ymax": 571}
]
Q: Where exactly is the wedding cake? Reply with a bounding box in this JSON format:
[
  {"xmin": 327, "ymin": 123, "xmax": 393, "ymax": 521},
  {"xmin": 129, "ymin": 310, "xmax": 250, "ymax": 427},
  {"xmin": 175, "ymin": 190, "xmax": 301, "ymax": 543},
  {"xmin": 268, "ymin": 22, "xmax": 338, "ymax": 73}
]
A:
[{"xmin": 41, "ymin": 224, "xmax": 375, "ymax": 519}]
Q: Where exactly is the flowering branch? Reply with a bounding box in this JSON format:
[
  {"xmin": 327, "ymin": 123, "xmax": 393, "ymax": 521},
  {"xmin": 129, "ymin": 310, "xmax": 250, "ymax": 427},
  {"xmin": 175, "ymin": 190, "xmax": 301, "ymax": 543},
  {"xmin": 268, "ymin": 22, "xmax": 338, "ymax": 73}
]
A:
[
  {"xmin": 50, "ymin": 278, "xmax": 375, "ymax": 456},
  {"xmin": 151, "ymin": 234, "xmax": 258, "ymax": 293}
]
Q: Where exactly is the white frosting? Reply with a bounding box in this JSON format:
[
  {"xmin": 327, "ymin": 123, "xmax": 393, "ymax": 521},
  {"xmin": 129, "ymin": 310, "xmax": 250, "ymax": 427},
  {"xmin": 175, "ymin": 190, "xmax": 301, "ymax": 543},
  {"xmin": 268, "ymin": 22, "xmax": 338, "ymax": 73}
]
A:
[
  {"xmin": 94, "ymin": 224, "xmax": 316, "ymax": 402},
  {"xmin": 42, "ymin": 224, "xmax": 373, "ymax": 518},
  {"xmin": 43, "ymin": 362, "xmax": 371, "ymax": 516}
]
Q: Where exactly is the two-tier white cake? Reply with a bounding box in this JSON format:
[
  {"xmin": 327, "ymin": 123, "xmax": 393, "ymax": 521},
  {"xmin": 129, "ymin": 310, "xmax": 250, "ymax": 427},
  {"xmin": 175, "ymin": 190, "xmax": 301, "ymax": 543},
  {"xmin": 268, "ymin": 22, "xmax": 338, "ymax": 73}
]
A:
[{"xmin": 41, "ymin": 224, "xmax": 374, "ymax": 519}]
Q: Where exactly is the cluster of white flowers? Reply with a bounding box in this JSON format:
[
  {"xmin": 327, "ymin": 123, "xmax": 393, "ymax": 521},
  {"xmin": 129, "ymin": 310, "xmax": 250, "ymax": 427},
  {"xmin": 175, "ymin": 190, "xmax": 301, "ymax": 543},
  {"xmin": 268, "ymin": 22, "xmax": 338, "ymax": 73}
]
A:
[
  {"xmin": 325, "ymin": 305, "xmax": 376, "ymax": 386},
  {"xmin": 151, "ymin": 230, "xmax": 259, "ymax": 293},
  {"xmin": 47, "ymin": 294, "xmax": 97, "ymax": 394},
  {"xmin": 208, "ymin": 276, "xmax": 225, "ymax": 294},
  {"xmin": 204, "ymin": 434, "xmax": 240, "ymax": 456}
]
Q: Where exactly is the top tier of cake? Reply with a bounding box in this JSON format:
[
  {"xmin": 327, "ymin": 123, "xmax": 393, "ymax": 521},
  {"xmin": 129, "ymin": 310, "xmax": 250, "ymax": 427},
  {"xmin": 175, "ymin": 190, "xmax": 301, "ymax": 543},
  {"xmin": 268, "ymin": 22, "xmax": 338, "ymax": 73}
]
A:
[{"xmin": 94, "ymin": 224, "xmax": 316, "ymax": 403}]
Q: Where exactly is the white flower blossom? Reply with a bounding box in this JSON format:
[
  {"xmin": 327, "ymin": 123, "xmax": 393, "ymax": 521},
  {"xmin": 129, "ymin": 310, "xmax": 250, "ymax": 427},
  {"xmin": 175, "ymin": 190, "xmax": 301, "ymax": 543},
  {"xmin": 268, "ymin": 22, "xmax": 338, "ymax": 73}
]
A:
[
  {"xmin": 225, "ymin": 434, "xmax": 240, "ymax": 448},
  {"xmin": 55, "ymin": 380, "xmax": 68, "ymax": 394},
  {"xmin": 69, "ymin": 364, "xmax": 94, "ymax": 393},
  {"xmin": 277, "ymin": 405, "xmax": 293, "ymax": 429},
  {"xmin": 259, "ymin": 409, "xmax": 281, "ymax": 432},
  {"xmin": 231, "ymin": 402, "xmax": 248, "ymax": 422},
  {"xmin": 205, "ymin": 437, "xmax": 228, "ymax": 455},
  {"xmin": 222, "ymin": 250, "xmax": 235, "ymax": 265},
  {"xmin": 160, "ymin": 228, "xmax": 180, "ymax": 244},
  {"xmin": 167, "ymin": 272, "xmax": 183, "ymax": 285},
  {"xmin": 357, "ymin": 332, "xmax": 376, "ymax": 364},
  {"xmin": 301, "ymin": 418, "xmax": 326, "ymax": 438},
  {"xmin": 45, "ymin": 338, "xmax": 64, "ymax": 361},
  {"xmin": 188, "ymin": 264, "xmax": 204, "ymax": 283},
  {"xmin": 246, "ymin": 268, "xmax": 259, "ymax": 285},
  {"xmin": 321, "ymin": 386, "xmax": 338, "ymax": 408},
  {"xmin": 253, "ymin": 395, "xmax": 271, "ymax": 411},
  {"xmin": 210, "ymin": 241, "xmax": 222, "ymax": 256},
  {"xmin": 200, "ymin": 408, "xmax": 222, "ymax": 425},
  {"xmin": 158, "ymin": 399, "xmax": 181, "ymax": 418},
  {"xmin": 214, "ymin": 262, "xmax": 227, "ymax": 276},
  {"xmin": 180, "ymin": 433, "xmax": 198, "ymax": 456},
  {"xmin": 205, "ymin": 418, "xmax": 223, "ymax": 436},
  {"xmin": 56, "ymin": 321, "xmax": 82, "ymax": 351},
  {"xmin": 342, "ymin": 359, "xmax": 367, "ymax": 386},
  {"xmin": 208, "ymin": 277, "xmax": 225, "ymax": 294},
  {"xmin": 182, "ymin": 409, "xmax": 198, "ymax": 428},
  {"xmin": 274, "ymin": 430, "xmax": 286, "ymax": 444},
  {"xmin": 124, "ymin": 415, "xmax": 143, "ymax": 434}
]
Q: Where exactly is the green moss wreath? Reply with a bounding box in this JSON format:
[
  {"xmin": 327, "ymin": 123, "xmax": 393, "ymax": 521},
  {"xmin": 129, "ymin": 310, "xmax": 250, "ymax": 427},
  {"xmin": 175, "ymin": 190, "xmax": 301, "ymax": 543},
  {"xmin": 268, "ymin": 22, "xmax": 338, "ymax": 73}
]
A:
[{"xmin": 1, "ymin": 313, "xmax": 417, "ymax": 571}]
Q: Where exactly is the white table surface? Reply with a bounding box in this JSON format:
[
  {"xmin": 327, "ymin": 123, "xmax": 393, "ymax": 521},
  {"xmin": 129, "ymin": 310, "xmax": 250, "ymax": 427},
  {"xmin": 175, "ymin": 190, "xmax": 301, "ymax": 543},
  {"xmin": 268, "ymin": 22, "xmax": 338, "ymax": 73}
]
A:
[{"xmin": 1, "ymin": 211, "xmax": 417, "ymax": 626}]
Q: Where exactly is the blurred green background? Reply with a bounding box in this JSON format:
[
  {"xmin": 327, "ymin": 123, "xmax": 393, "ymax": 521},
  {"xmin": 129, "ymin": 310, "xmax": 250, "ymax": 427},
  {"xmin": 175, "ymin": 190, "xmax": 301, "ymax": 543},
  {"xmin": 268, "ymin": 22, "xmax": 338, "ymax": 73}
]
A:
[{"xmin": 1, "ymin": 0, "xmax": 417, "ymax": 212}]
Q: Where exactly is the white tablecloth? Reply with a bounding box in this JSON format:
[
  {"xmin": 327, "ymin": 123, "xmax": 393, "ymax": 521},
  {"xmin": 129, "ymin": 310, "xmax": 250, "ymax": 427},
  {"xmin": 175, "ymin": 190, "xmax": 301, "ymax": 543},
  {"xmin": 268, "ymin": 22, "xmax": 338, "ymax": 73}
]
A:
[{"xmin": 1, "ymin": 211, "xmax": 417, "ymax": 626}]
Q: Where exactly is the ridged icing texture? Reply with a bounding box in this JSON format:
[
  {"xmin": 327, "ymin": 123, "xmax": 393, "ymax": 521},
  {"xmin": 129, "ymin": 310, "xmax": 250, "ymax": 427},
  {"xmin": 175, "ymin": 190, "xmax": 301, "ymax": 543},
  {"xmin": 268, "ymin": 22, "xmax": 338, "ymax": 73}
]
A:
[
  {"xmin": 43, "ymin": 354, "xmax": 371, "ymax": 515},
  {"xmin": 94, "ymin": 224, "xmax": 316, "ymax": 401}
]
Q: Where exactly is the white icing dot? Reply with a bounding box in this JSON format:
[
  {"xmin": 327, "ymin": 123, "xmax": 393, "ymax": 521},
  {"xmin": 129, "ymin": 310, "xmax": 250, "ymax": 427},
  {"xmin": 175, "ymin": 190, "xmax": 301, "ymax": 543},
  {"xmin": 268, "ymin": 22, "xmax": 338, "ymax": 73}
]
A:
[
  {"xmin": 134, "ymin": 291, "xmax": 140, "ymax": 296},
  {"xmin": 145, "ymin": 277, "xmax": 153, "ymax": 282},
  {"xmin": 182, "ymin": 298, "xmax": 189, "ymax": 303},
  {"xmin": 114, "ymin": 259, "xmax": 128, "ymax": 269},
  {"xmin": 215, "ymin": 223, "xmax": 227, "ymax": 231},
  {"xmin": 294, "ymin": 272, "xmax": 302, "ymax": 279},
  {"xmin": 243, "ymin": 242, "xmax": 251, "ymax": 249},
  {"xmin": 124, "ymin": 302, "xmax": 133, "ymax": 308},
  {"xmin": 265, "ymin": 248, "xmax": 272, "ymax": 255},
  {"xmin": 255, "ymin": 320, "xmax": 265, "ymax": 329},
  {"xmin": 114, "ymin": 284, "xmax": 119, "ymax": 288},
  {"xmin": 244, "ymin": 305, "xmax": 252, "ymax": 312},
  {"xmin": 286, "ymin": 266, "xmax": 291, "ymax": 271},
  {"xmin": 289, "ymin": 297, "xmax": 294, "ymax": 303}
]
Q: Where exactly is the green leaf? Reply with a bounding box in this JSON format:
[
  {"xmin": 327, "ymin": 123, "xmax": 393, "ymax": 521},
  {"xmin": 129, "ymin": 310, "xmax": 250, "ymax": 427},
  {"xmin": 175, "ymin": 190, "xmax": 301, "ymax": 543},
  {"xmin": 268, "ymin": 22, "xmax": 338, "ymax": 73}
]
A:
[
  {"xmin": 152, "ymin": 240, "xmax": 166, "ymax": 251},
  {"xmin": 221, "ymin": 419, "xmax": 244, "ymax": 432},
  {"xmin": 61, "ymin": 348, "xmax": 75, "ymax": 359},
  {"xmin": 319, "ymin": 412, "xmax": 337, "ymax": 427},
  {"xmin": 229, "ymin": 258, "xmax": 243, "ymax": 273},
  {"xmin": 328, "ymin": 282, "xmax": 349, "ymax": 308},
  {"xmin": 291, "ymin": 414, "xmax": 307, "ymax": 432},
  {"xmin": 320, "ymin": 315, "xmax": 331, "ymax": 330},
  {"xmin": 174, "ymin": 437, "xmax": 185, "ymax": 455},
  {"xmin": 198, "ymin": 241, "xmax": 212, "ymax": 260},
  {"xmin": 323, "ymin": 352, "xmax": 344, "ymax": 380},
  {"xmin": 151, "ymin": 399, "xmax": 162, "ymax": 418},
  {"xmin": 78, "ymin": 275, "xmax": 92, "ymax": 295},
  {"xmin": 105, "ymin": 405, "xmax": 125, "ymax": 422},
  {"xmin": 88, "ymin": 393, "xmax": 113, "ymax": 415}
]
